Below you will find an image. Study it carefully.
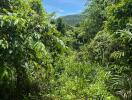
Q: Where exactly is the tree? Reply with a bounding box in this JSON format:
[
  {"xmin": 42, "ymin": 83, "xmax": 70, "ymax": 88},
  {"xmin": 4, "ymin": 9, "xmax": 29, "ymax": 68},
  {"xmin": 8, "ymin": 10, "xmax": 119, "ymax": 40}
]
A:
[
  {"xmin": 56, "ymin": 18, "xmax": 66, "ymax": 34},
  {"xmin": 0, "ymin": 0, "xmax": 65, "ymax": 99}
]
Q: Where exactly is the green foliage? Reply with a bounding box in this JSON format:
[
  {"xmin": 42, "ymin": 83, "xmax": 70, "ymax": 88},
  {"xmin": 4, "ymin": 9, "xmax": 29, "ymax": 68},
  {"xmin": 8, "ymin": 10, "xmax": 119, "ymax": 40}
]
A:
[
  {"xmin": 0, "ymin": 0, "xmax": 131, "ymax": 99},
  {"xmin": 50, "ymin": 52, "xmax": 116, "ymax": 100},
  {"xmin": 56, "ymin": 18, "xmax": 66, "ymax": 34},
  {"xmin": 105, "ymin": 0, "xmax": 132, "ymax": 32},
  {"xmin": 83, "ymin": 0, "xmax": 132, "ymax": 99},
  {"xmin": 80, "ymin": 0, "xmax": 111, "ymax": 43},
  {"xmin": 0, "ymin": 0, "xmax": 65, "ymax": 99},
  {"xmin": 86, "ymin": 0, "xmax": 132, "ymax": 66},
  {"xmin": 108, "ymin": 74, "xmax": 132, "ymax": 99}
]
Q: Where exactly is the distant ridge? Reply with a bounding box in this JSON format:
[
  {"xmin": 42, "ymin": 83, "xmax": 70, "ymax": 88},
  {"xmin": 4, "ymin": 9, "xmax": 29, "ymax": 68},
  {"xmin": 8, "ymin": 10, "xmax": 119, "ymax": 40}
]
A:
[{"xmin": 60, "ymin": 14, "xmax": 85, "ymax": 26}]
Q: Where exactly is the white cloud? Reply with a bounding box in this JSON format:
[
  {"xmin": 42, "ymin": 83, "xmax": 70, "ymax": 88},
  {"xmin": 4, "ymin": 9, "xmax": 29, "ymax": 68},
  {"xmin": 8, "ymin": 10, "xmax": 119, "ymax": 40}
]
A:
[{"xmin": 57, "ymin": 9, "xmax": 64, "ymax": 13}]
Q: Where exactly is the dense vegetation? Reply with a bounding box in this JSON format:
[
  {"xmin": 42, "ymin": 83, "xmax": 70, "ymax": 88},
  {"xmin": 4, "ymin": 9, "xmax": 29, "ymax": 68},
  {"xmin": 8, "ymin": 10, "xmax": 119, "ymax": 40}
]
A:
[{"xmin": 0, "ymin": 0, "xmax": 132, "ymax": 100}]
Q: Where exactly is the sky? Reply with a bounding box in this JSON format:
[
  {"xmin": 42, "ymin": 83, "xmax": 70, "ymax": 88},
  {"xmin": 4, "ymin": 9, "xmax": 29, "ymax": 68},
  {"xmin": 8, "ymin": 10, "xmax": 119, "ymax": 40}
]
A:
[{"xmin": 43, "ymin": 0, "xmax": 87, "ymax": 16}]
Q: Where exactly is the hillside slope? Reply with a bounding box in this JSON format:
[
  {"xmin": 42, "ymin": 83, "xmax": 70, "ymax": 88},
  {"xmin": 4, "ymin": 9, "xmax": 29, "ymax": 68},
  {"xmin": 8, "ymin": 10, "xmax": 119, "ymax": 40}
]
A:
[{"xmin": 61, "ymin": 14, "xmax": 85, "ymax": 26}]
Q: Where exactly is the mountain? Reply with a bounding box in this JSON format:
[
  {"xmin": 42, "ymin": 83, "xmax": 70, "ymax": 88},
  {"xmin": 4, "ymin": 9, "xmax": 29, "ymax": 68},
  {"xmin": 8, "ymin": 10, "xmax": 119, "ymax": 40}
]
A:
[{"xmin": 60, "ymin": 14, "xmax": 85, "ymax": 26}]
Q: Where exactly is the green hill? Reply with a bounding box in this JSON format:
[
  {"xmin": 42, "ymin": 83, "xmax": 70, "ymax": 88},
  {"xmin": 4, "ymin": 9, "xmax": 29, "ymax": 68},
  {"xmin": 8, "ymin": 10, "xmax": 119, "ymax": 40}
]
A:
[{"xmin": 60, "ymin": 14, "xmax": 85, "ymax": 26}]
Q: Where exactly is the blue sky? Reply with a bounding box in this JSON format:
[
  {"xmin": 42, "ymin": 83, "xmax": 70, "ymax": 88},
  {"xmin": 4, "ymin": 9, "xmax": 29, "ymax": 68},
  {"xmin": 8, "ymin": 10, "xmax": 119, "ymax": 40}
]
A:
[{"xmin": 43, "ymin": 0, "xmax": 87, "ymax": 16}]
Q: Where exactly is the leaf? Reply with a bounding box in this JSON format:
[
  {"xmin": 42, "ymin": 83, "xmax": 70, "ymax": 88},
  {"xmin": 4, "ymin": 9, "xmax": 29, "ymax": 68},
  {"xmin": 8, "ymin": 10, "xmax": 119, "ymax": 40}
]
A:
[
  {"xmin": 33, "ymin": 41, "xmax": 47, "ymax": 58},
  {"xmin": 14, "ymin": 19, "xmax": 19, "ymax": 25},
  {"xmin": 0, "ymin": 20, "xmax": 4, "ymax": 27}
]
